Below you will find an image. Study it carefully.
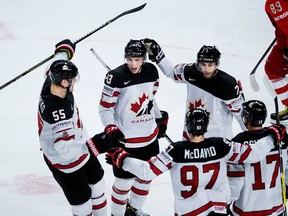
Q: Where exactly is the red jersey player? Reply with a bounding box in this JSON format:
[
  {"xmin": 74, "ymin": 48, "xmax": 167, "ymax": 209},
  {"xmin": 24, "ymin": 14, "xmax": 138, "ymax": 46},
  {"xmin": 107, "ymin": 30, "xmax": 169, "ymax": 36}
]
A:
[{"xmin": 265, "ymin": 0, "xmax": 288, "ymax": 122}]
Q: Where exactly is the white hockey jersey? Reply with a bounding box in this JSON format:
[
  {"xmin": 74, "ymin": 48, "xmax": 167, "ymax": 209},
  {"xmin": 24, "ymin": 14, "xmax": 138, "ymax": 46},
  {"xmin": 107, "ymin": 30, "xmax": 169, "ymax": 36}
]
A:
[
  {"xmin": 99, "ymin": 63, "xmax": 161, "ymax": 148},
  {"xmin": 158, "ymin": 58, "xmax": 246, "ymax": 139},
  {"xmin": 122, "ymin": 135, "xmax": 275, "ymax": 215},
  {"xmin": 228, "ymin": 129, "xmax": 287, "ymax": 216},
  {"xmin": 38, "ymin": 77, "xmax": 90, "ymax": 173}
]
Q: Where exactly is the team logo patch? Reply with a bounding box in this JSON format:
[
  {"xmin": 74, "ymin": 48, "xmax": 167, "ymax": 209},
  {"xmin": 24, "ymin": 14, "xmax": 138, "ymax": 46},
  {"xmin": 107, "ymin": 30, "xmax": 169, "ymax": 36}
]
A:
[
  {"xmin": 158, "ymin": 151, "xmax": 172, "ymax": 165},
  {"xmin": 62, "ymin": 131, "xmax": 69, "ymax": 138},
  {"xmin": 130, "ymin": 93, "xmax": 153, "ymax": 117},
  {"xmin": 231, "ymin": 98, "xmax": 242, "ymax": 107},
  {"xmin": 102, "ymin": 85, "xmax": 114, "ymax": 97},
  {"xmin": 52, "ymin": 120, "xmax": 73, "ymax": 133},
  {"xmin": 189, "ymin": 99, "xmax": 205, "ymax": 110}
]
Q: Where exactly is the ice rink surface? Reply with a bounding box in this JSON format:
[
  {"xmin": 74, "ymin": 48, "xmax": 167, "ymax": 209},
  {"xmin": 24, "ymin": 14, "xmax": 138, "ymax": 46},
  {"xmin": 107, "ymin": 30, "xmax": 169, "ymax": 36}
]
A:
[{"xmin": 0, "ymin": 1, "xmax": 277, "ymax": 215}]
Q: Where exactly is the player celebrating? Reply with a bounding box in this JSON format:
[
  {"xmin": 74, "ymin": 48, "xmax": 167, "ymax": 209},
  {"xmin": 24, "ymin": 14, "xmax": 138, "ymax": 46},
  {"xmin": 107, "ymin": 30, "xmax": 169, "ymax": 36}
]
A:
[
  {"xmin": 265, "ymin": 0, "xmax": 288, "ymax": 123},
  {"xmin": 141, "ymin": 39, "xmax": 246, "ymax": 139},
  {"xmin": 38, "ymin": 39, "xmax": 108, "ymax": 216},
  {"xmin": 105, "ymin": 108, "xmax": 285, "ymax": 216},
  {"xmin": 228, "ymin": 100, "xmax": 288, "ymax": 215},
  {"xmin": 98, "ymin": 39, "xmax": 168, "ymax": 216}
]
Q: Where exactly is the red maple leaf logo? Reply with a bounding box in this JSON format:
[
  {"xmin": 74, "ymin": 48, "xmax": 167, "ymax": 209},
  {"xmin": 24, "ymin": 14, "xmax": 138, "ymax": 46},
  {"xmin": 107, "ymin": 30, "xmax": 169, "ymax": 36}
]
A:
[
  {"xmin": 130, "ymin": 93, "xmax": 149, "ymax": 114},
  {"xmin": 189, "ymin": 99, "xmax": 205, "ymax": 110}
]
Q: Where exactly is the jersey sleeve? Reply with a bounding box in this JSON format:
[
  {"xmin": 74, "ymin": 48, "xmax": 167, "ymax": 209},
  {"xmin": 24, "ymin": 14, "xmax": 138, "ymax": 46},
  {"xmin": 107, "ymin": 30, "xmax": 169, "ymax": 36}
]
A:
[
  {"xmin": 98, "ymin": 71, "xmax": 121, "ymax": 127},
  {"xmin": 226, "ymin": 136, "xmax": 275, "ymax": 164},
  {"xmin": 122, "ymin": 145, "xmax": 174, "ymax": 180},
  {"xmin": 223, "ymin": 79, "xmax": 246, "ymax": 131},
  {"xmin": 158, "ymin": 57, "xmax": 187, "ymax": 83}
]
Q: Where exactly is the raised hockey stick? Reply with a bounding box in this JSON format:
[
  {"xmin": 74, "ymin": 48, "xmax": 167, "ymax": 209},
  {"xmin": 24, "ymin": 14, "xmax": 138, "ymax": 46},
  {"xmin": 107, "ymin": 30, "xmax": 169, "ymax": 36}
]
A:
[
  {"xmin": 249, "ymin": 38, "xmax": 276, "ymax": 92},
  {"xmin": 0, "ymin": 3, "xmax": 147, "ymax": 91},
  {"xmin": 90, "ymin": 48, "xmax": 175, "ymax": 145},
  {"xmin": 263, "ymin": 76, "xmax": 287, "ymax": 215}
]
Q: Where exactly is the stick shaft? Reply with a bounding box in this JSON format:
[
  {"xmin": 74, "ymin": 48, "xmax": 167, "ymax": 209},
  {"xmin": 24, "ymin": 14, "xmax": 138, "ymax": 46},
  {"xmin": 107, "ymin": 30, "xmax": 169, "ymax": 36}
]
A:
[{"xmin": 0, "ymin": 3, "xmax": 146, "ymax": 91}]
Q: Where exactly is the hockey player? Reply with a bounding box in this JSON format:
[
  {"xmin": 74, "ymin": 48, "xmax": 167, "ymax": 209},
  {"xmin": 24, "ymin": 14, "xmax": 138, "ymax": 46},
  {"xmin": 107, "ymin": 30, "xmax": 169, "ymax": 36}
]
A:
[
  {"xmin": 265, "ymin": 0, "xmax": 288, "ymax": 123},
  {"xmin": 98, "ymin": 39, "xmax": 168, "ymax": 216},
  {"xmin": 141, "ymin": 39, "xmax": 246, "ymax": 140},
  {"xmin": 105, "ymin": 108, "xmax": 286, "ymax": 216},
  {"xmin": 227, "ymin": 100, "xmax": 288, "ymax": 215},
  {"xmin": 38, "ymin": 39, "xmax": 109, "ymax": 216}
]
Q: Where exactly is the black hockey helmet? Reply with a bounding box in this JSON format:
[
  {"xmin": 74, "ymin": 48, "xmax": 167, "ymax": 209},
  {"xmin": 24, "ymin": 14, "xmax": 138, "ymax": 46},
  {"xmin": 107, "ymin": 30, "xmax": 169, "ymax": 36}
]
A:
[
  {"xmin": 49, "ymin": 60, "xmax": 78, "ymax": 85},
  {"xmin": 242, "ymin": 100, "xmax": 267, "ymax": 126},
  {"xmin": 186, "ymin": 108, "xmax": 210, "ymax": 135},
  {"xmin": 124, "ymin": 39, "xmax": 146, "ymax": 58},
  {"xmin": 197, "ymin": 45, "xmax": 221, "ymax": 65}
]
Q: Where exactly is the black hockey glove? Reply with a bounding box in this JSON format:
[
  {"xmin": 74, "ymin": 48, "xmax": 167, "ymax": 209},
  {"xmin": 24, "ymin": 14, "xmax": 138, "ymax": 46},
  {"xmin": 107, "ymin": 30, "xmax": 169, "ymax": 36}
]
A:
[
  {"xmin": 55, "ymin": 39, "xmax": 76, "ymax": 60},
  {"xmin": 156, "ymin": 110, "xmax": 169, "ymax": 138},
  {"xmin": 265, "ymin": 124, "xmax": 286, "ymax": 143},
  {"xmin": 86, "ymin": 131, "xmax": 114, "ymax": 157},
  {"xmin": 105, "ymin": 147, "xmax": 130, "ymax": 168},
  {"xmin": 141, "ymin": 38, "xmax": 165, "ymax": 63},
  {"xmin": 104, "ymin": 124, "xmax": 125, "ymax": 146}
]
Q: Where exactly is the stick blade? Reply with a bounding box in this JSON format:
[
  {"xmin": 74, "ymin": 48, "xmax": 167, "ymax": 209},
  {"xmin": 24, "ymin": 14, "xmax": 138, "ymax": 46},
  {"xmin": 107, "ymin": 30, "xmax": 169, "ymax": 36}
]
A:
[
  {"xmin": 133, "ymin": 3, "xmax": 147, "ymax": 12},
  {"xmin": 124, "ymin": 3, "xmax": 147, "ymax": 15},
  {"xmin": 249, "ymin": 73, "xmax": 260, "ymax": 92}
]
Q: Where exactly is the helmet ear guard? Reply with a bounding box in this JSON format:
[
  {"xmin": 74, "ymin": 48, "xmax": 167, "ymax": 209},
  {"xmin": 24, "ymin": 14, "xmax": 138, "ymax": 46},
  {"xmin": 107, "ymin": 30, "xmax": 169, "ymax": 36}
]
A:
[
  {"xmin": 197, "ymin": 45, "xmax": 221, "ymax": 65},
  {"xmin": 186, "ymin": 108, "xmax": 210, "ymax": 135},
  {"xmin": 242, "ymin": 100, "xmax": 267, "ymax": 126},
  {"xmin": 124, "ymin": 39, "xmax": 147, "ymax": 58}
]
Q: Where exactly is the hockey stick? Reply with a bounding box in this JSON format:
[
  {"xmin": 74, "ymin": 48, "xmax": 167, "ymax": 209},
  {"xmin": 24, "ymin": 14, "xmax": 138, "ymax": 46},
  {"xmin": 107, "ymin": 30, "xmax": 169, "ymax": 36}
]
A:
[
  {"xmin": 90, "ymin": 48, "xmax": 175, "ymax": 145},
  {"xmin": 0, "ymin": 3, "xmax": 147, "ymax": 91},
  {"xmin": 90, "ymin": 48, "xmax": 111, "ymax": 71},
  {"xmin": 263, "ymin": 76, "xmax": 287, "ymax": 215},
  {"xmin": 249, "ymin": 38, "xmax": 276, "ymax": 92}
]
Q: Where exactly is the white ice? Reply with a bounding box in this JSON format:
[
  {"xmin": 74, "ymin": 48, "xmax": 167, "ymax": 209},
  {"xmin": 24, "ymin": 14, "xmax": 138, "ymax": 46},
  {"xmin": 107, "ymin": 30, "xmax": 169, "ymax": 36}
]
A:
[{"xmin": 0, "ymin": 0, "xmax": 277, "ymax": 215}]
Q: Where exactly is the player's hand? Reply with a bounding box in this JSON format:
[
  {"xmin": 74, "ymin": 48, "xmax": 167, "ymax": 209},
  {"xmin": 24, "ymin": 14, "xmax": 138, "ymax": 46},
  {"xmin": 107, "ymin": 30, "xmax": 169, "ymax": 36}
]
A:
[
  {"xmin": 86, "ymin": 131, "xmax": 117, "ymax": 156},
  {"xmin": 141, "ymin": 38, "xmax": 165, "ymax": 63},
  {"xmin": 156, "ymin": 110, "xmax": 169, "ymax": 138},
  {"xmin": 266, "ymin": 124, "xmax": 286, "ymax": 143},
  {"xmin": 105, "ymin": 147, "xmax": 130, "ymax": 168},
  {"xmin": 104, "ymin": 125, "xmax": 125, "ymax": 146},
  {"xmin": 55, "ymin": 39, "xmax": 75, "ymax": 60}
]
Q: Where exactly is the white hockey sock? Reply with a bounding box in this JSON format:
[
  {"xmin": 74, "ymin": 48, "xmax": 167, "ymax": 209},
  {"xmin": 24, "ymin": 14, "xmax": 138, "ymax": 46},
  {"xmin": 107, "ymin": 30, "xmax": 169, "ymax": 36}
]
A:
[
  {"xmin": 111, "ymin": 177, "xmax": 134, "ymax": 216},
  {"xmin": 129, "ymin": 177, "xmax": 152, "ymax": 210},
  {"xmin": 90, "ymin": 178, "xmax": 107, "ymax": 216}
]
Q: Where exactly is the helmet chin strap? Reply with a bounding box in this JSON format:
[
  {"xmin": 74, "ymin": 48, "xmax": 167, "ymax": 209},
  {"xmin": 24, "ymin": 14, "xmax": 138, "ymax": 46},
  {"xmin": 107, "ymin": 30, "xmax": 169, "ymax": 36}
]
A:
[{"xmin": 60, "ymin": 79, "xmax": 72, "ymax": 92}]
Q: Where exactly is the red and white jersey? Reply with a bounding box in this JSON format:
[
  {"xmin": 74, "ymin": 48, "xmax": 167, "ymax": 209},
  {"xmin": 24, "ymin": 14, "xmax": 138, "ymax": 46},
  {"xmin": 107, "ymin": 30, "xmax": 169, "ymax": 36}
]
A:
[
  {"xmin": 265, "ymin": 0, "xmax": 288, "ymax": 49},
  {"xmin": 99, "ymin": 63, "xmax": 161, "ymax": 148},
  {"xmin": 228, "ymin": 129, "xmax": 288, "ymax": 216},
  {"xmin": 38, "ymin": 77, "xmax": 90, "ymax": 173},
  {"xmin": 158, "ymin": 58, "xmax": 245, "ymax": 139},
  {"xmin": 122, "ymin": 135, "xmax": 274, "ymax": 216}
]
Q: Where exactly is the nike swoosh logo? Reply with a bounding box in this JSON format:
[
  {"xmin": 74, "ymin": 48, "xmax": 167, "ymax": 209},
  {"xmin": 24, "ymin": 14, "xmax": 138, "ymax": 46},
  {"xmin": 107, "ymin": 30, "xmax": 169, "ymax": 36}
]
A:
[
  {"xmin": 189, "ymin": 78, "xmax": 196, "ymax": 81},
  {"xmin": 124, "ymin": 80, "xmax": 131, "ymax": 85}
]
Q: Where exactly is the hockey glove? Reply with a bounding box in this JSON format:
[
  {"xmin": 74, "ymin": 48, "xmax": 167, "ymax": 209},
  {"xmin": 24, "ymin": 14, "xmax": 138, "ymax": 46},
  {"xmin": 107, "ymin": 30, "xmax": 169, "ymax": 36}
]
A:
[
  {"xmin": 156, "ymin": 110, "xmax": 169, "ymax": 138},
  {"xmin": 265, "ymin": 124, "xmax": 286, "ymax": 143},
  {"xmin": 105, "ymin": 124, "xmax": 125, "ymax": 146},
  {"xmin": 141, "ymin": 38, "xmax": 165, "ymax": 63},
  {"xmin": 105, "ymin": 147, "xmax": 130, "ymax": 168},
  {"xmin": 55, "ymin": 39, "xmax": 75, "ymax": 60},
  {"xmin": 86, "ymin": 131, "xmax": 114, "ymax": 157}
]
